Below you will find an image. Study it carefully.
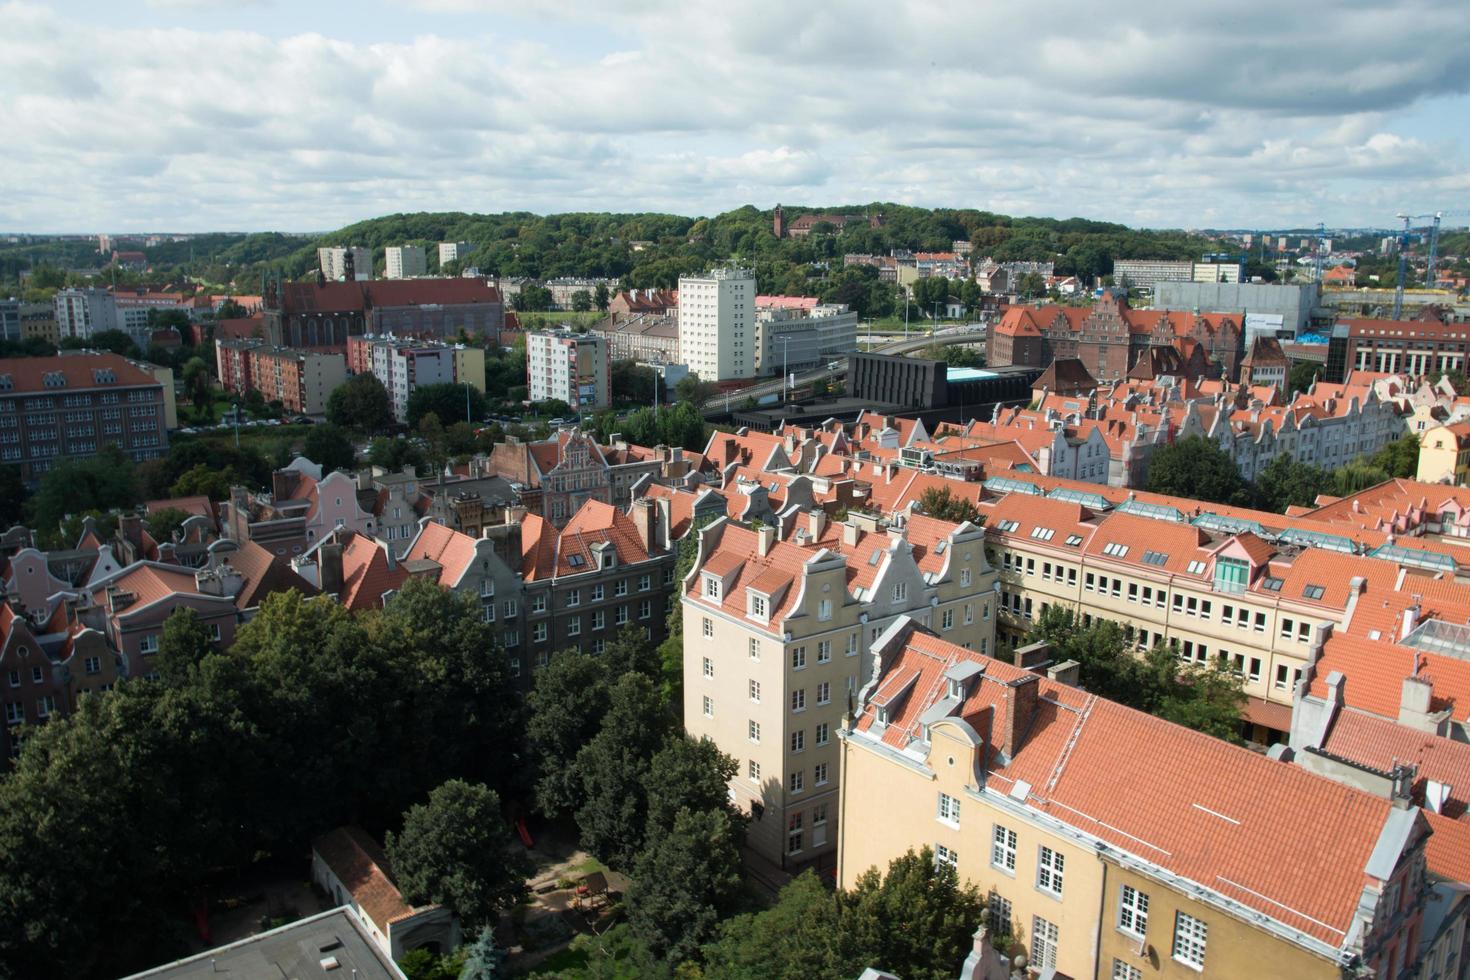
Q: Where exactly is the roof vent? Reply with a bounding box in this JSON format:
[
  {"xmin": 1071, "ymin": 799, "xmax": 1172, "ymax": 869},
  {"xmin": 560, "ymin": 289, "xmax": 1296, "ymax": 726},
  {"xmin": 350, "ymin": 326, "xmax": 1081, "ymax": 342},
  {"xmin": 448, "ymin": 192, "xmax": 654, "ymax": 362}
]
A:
[{"xmin": 320, "ymin": 954, "xmax": 341, "ymax": 971}]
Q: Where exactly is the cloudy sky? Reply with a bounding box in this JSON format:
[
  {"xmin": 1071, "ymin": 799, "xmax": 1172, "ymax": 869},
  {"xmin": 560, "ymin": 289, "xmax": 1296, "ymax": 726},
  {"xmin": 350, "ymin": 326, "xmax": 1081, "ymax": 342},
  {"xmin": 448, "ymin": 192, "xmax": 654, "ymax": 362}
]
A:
[{"xmin": 2, "ymin": 0, "xmax": 1468, "ymax": 233}]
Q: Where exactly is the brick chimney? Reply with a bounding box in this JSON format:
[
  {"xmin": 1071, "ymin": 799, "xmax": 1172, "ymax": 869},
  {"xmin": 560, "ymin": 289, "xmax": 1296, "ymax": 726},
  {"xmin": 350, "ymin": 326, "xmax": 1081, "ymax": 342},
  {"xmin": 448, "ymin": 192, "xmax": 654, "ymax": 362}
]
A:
[
  {"xmin": 631, "ymin": 498, "xmax": 661, "ymax": 554},
  {"xmin": 319, "ymin": 541, "xmax": 345, "ymax": 597},
  {"xmin": 999, "ymin": 675, "xmax": 1039, "ymax": 760},
  {"xmin": 272, "ymin": 469, "xmax": 294, "ymax": 501},
  {"xmin": 118, "ymin": 513, "xmax": 143, "ymax": 549}
]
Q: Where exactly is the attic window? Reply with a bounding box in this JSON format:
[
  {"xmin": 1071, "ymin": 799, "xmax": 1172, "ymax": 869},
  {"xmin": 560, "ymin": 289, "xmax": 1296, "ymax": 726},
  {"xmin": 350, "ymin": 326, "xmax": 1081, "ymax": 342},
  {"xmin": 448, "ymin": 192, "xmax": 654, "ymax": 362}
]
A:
[
  {"xmin": 947, "ymin": 677, "xmax": 963, "ymax": 700},
  {"xmin": 1141, "ymin": 550, "xmax": 1168, "ymax": 566},
  {"xmin": 868, "ymin": 548, "xmax": 882, "ymax": 566},
  {"xmin": 1302, "ymin": 584, "xmax": 1326, "ymax": 600},
  {"xmin": 43, "ymin": 372, "xmax": 67, "ymax": 388},
  {"xmin": 1030, "ymin": 527, "xmax": 1055, "ymax": 541},
  {"xmin": 1185, "ymin": 560, "xmax": 1207, "ymax": 575},
  {"xmin": 997, "ymin": 519, "xmax": 1020, "ymax": 533},
  {"xmin": 0, "ymin": 375, "xmax": 10, "ymax": 390},
  {"xmin": 1101, "ymin": 542, "xmax": 1129, "ymax": 558},
  {"xmin": 875, "ymin": 706, "xmax": 888, "ymax": 725},
  {"xmin": 934, "ymin": 540, "xmax": 946, "ymax": 554},
  {"xmin": 1064, "ymin": 534, "xmax": 1083, "ymax": 547},
  {"xmin": 567, "ymin": 554, "xmax": 585, "ymax": 568},
  {"xmin": 1262, "ymin": 576, "xmax": 1284, "ymax": 592}
]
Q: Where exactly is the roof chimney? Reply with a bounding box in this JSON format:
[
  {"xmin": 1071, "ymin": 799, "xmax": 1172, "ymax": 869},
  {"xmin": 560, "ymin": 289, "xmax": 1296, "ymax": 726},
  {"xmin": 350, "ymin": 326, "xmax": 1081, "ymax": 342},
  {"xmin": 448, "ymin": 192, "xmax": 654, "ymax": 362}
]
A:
[
  {"xmin": 999, "ymin": 675, "xmax": 1039, "ymax": 760},
  {"xmin": 631, "ymin": 497, "xmax": 661, "ymax": 555},
  {"xmin": 319, "ymin": 541, "xmax": 344, "ymax": 597},
  {"xmin": 1401, "ymin": 600, "xmax": 1421, "ymax": 641},
  {"xmin": 756, "ymin": 524, "xmax": 776, "ymax": 557},
  {"xmin": 806, "ymin": 508, "xmax": 827, "ymax": 541}
]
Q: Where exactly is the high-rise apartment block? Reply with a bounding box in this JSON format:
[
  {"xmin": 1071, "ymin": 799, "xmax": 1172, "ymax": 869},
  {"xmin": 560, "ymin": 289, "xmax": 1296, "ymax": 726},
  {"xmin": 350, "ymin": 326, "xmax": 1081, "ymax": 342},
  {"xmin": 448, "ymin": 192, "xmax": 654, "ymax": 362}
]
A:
[
  {"xmin": 677, "ymin": 267, "xmax": 755, "ymax": 382},
  {"xmin": 317, "ymin": 246, "xmax": 372, "ymax": 282},
  {"xmin": 438, "ymin": 242, "xmax": 474, "ymax": 267},
  {"xmin": 215, "ymin": 340, "xmax": 347, "ymax": 416},
  {"xmin": 682, "ymin": 510, "xmax": 996, "ymax": 872},
  {"xmin": 526, "ymin": 330, "xmax": 610, "ymax": 411},
  {"xmin": 384, "ymin": 245, "xmax": 426, "ymax": 280},
  {"xmin": 0, "ymin": 353, "xmax": 167, "ymax": 481},
  {"xmin": 53, "ymin": 288, "xmax": 119, "ymax": 340}
]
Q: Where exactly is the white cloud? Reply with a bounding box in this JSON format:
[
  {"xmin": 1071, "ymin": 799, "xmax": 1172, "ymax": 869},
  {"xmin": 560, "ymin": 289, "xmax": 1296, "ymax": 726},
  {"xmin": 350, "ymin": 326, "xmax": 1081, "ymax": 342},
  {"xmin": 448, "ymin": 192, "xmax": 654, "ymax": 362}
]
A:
[{"xmin": 0, "ymin": 0, "xmax": 1467, "ymax": 230}]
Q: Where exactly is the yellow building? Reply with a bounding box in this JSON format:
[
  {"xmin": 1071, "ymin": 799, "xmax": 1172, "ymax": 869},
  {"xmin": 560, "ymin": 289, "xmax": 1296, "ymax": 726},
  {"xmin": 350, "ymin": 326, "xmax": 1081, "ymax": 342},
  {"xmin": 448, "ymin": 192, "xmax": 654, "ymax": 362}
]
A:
[
  {"xmin": 453, "ymin": 345, "xmax": 486, "ymax": 395},
  {"xmin": 840, "ymin": 620, "xmax": 1435, "ymax": 978},
  {"xmin": 955, "ymin": 486, "xmax": 1458, "ymax": 744},
  {"xmin": 1416, "ymin": 421, "xmax": 1470, "ymax": 485},
  {"xmin": 683, "ymin": 509, "xmax": 997, "ymax": 873}
]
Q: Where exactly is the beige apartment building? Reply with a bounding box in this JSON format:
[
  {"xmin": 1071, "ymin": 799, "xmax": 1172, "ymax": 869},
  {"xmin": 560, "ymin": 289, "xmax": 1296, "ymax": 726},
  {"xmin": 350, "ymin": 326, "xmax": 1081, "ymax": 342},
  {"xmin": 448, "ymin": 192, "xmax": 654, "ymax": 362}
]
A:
[
  {"xmin": 682, "ymin": 509, "xmax": 997, "ymax": 873},
  {"xmin": 967, "ymin": 488, "xmax": 1422, "ymax": 742},
  {"xmin": 840, "ymin": 620, "xmax": 1436, "ymax": 979}
]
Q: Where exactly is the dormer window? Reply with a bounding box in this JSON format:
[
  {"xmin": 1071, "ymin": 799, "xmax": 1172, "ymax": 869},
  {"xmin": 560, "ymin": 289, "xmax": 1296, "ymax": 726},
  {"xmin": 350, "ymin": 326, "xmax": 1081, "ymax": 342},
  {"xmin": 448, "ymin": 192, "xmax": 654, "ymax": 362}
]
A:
[
  {"xmin": 703, "ymin": 575, "xmax": 721, "ymax": 600},
  {"xmin": 876, "ymin": 706, "xmax": 888, "ymax": 726},
  {"xmin": 948, "ymin": 678, "xmax": 963, "ymax": 700},
  {"xmin": 749, "ymin": 593, "xmax": 767, "ymax": 619}
]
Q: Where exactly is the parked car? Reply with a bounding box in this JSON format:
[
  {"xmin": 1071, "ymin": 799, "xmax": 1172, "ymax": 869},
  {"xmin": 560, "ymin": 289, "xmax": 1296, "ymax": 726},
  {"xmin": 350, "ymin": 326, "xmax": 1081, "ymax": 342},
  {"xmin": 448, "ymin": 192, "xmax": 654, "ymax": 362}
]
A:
[{"xmin": 292, "ymin": 415, "xmax": 315, "ymax": 425}]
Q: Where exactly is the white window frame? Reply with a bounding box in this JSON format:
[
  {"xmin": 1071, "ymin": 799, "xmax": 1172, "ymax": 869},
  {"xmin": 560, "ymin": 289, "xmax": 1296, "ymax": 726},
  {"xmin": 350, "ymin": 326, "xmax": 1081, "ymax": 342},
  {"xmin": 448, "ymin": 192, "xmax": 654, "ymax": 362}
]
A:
[
  {"xmin": 1118, "ymin": 884, "xmax": 1149, "ymax": 939},
  {"xmin": 1037, "ymin": 845, "xmax": 1064, "ymax": 897},
  {"xmin": 937, "ymin": 792, "xmax": 961, "ymax": 827},
  {"xmin": 1171, "ymin": 911, "xmax": 1207, "ymax": 969},
  {"xmin": 991, "ymin": 824, "xmax": 1017, "ymax": 872}
]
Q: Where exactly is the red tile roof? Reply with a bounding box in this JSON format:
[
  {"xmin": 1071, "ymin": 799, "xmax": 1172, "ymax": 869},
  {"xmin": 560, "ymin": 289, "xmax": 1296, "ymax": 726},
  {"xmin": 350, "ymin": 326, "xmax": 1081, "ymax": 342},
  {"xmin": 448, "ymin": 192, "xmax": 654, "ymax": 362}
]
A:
[
  {"xmin": 312, "ymin": 826, "xmax": 425, "ymax": 930},
  {"xmin": 852, "ymin": 627, "xmax": 1407, "ymax": 948},
  {"xmin": 1322, "ymin": 708, "xmax": 1470, "ymax": 818},
  {"xmin": 404, "ymin": 521, "xmax": 480, "ymax": 587},
  {"xmin": 338, "ymin": 533, "xmax": 408, "ymax": 611},
  {"xmin": 0, "ymin": 353, "xmax": 161, "ymax": 393}
]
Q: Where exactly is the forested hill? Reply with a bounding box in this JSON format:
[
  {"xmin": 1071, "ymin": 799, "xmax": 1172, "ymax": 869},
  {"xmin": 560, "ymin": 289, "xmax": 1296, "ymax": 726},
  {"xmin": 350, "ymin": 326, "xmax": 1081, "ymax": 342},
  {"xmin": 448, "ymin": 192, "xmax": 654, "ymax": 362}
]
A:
[{"xmin": 2, "ymin": 204, "xmax": 1224, "ymax": 309}]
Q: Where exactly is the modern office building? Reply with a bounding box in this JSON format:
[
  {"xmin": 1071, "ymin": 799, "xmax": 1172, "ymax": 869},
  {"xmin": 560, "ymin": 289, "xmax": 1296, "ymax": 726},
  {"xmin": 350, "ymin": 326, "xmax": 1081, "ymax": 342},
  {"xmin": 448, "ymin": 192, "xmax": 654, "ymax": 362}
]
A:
[
  {"xmin": 1324, "ymin": 311, "xmax": 1469, "ymax": 382},
  {"xmin": 677, "ymin": 267, "xmax": 755, "ymax": 382},
  {"xmin": 0, "ymin": 353, "xmax": 167, "ymax": 481},
  {"xmin": 317, "ymin": 246, "xmax": 373, "ymax": 282},
  {"xmin": 526, "ymin": 329, "xmax": 610, "ymax": 411},
  {"xmin": 1112, "ymin": 259, "xmax": 1193, "ymax": 291},
  {"xmin": 1154, "ymin": 281, "xmax": 1320, "ymax": 335},
  {"xmin": 752, "ymin": 299, "xmax": 859, "ymax": 378},
  {"xmin": 384, "ymin": 245, "xmax": 426, "ymax": 280}
]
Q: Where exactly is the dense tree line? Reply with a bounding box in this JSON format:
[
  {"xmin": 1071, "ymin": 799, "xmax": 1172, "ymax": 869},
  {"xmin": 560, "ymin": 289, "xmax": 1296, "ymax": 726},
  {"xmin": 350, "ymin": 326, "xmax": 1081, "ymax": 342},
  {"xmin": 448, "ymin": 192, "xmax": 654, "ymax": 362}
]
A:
[
  {"xmin": 1, "ymin": 206, "xmax": 1230, "ymax": 306},
  {"xmin": 0, "ymin": 581, "xmax": 525, "ymax": 978},
  {"xmin": 1144, "ymin": 433, "xmax": 1420, "ymax": 511}
]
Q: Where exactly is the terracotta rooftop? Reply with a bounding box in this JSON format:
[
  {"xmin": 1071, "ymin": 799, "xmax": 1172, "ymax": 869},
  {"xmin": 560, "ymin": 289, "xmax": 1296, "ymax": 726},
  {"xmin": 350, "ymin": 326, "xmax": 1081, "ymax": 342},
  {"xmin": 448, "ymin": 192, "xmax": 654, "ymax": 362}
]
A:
[
  {"xmin": 0, "ymin": 353, "xmax": 161, "ymax": 394},
  {"xmin": 312, "ymin": 826, "xmax": 424, "ymax": 930},
  {"xmin": 851, "ymin": 626, "xmax": 1410, "ymax": 948}
]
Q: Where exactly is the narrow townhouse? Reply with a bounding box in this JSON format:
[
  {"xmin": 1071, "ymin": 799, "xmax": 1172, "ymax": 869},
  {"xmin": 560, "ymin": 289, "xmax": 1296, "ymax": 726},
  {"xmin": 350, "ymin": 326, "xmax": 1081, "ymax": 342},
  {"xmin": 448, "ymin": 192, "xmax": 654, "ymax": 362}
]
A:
[{"xmin": 682, "ymin": 508, "xmax": 997, "ymax": 874}]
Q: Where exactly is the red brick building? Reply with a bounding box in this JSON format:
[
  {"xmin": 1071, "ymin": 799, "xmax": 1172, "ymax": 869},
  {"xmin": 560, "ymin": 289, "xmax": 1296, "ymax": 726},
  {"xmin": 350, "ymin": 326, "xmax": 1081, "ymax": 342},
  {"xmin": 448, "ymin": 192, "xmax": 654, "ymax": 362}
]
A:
[{"xmin": 988, "ymin": 292, "xmax": 1243, "ymax": 381}]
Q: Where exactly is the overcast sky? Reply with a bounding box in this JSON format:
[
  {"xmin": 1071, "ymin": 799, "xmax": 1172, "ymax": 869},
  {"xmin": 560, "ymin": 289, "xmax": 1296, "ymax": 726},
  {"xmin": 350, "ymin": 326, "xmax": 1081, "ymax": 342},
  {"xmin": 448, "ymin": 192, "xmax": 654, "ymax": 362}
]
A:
[{"xmin": 2, "ymin": 0, "xmax": 1468, "ymax": 233}]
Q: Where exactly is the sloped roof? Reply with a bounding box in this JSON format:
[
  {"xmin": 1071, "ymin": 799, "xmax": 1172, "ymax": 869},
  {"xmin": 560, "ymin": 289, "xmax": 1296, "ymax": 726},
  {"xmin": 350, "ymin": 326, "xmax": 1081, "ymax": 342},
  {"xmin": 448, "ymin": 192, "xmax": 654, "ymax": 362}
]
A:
[
  {"xmin": 852, "ymin": 627, "xmax": 1404, "ymax": 949},
  {"xmin": 403, "ymin": 521, "xmax": 480, "ymax": 587},
  {"xmin": 312, "ymin": 826, "xmax": 424, "ymax": 930}
]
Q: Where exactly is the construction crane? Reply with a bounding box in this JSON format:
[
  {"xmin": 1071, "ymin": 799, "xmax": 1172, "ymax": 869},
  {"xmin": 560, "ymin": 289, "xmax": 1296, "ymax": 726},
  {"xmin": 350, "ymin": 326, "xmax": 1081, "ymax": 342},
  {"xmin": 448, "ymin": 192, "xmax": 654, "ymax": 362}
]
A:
[{"xmin": 1394, "ymin": 210, "xmax": 1470, "ymax": 318}]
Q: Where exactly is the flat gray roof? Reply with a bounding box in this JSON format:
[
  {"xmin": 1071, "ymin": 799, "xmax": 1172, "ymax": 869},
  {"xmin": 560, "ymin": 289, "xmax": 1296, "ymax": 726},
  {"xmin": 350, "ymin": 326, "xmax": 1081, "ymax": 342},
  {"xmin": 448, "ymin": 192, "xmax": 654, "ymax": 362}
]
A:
[{"xmin": 121, "ymin": 906, "xmax": 405, "ymax": 980}]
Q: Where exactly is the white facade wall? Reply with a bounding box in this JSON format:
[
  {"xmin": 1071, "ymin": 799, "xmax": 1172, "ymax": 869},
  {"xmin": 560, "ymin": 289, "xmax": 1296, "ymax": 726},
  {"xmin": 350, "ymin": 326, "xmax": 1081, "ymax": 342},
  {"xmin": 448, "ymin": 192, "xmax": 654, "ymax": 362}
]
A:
[
  {"xmin": 53, "ymin": 289, "xmax": 119, "ymax": 340},
  {"xmin": 527, "ymin": 331, "xmax": 609, "ymax": 410},
  {"xmin": 384, "ymin": 246, "xmax": 426, "ymax": 279},
  {"xmin": 318, "ymin": 246, "xmax": 372, "ymax": 282},
  {"xmin": 371, "ymin": 342, "xmax": 454, "ymax": 422},
  {"xmin": 678, "ymin": 268, "xmax": 755, "ymax": 382},
  {"xmin": 438, "ymin": 242, "xmax": 473, "ymax": 266}
]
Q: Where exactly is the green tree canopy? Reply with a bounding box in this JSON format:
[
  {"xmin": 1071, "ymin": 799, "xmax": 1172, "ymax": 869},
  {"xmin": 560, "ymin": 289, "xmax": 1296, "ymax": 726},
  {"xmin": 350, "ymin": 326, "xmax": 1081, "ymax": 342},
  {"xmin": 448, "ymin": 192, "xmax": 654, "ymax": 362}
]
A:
[
  {"xmin": 408, "ymin": 382, "xmax": 487, "ymax": 428},
  {"xmin": 916, "ymin": 485, "xmax": 981, "ymax": 524},
  {"xmin": 527, "ymin": 651, "xmax": 612, "ymax": 817},
  {"xmin": 326, "ymin": 373, "xmax": 393, "ymax": 433},
  {"xmin": 1251, "ymin": 454, "xmax": 1333, "ymax": 513},
  {"xmin": 574, "ymin": 672, "xmax": 674, "ymax": 868},
  {"xmin": 1144, "ymin": 436, "xmax": 1248, "ymax": 506},
  {"xmin": 28, "ymin": 445, "xmax": 140, "ymax": 548},
  {"xmin": 626, "ymin": 807, "xmax": 744, "ymax": 964},
  {"xmin": 156, "ymin": 607, "xmax": 216, "ymax": 685},
  {"xmin": 644, "ymin": 736, "xmax": 740, "ymax": 841},
  {"xmin": 386, "ymin": 780, "xmax": 530, "ymax": 930},
  {"xmin": 302, "ymin": 423, "xmax": 357, "ymax": 473}
]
